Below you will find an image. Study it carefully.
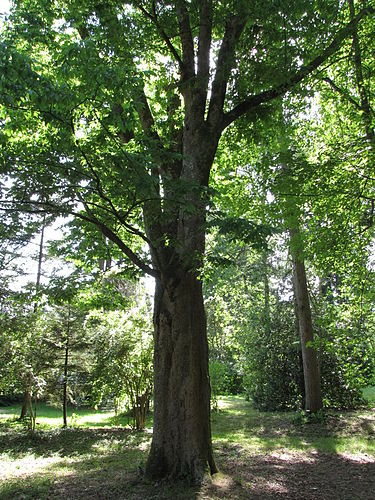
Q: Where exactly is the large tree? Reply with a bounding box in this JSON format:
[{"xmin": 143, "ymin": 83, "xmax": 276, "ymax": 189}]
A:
[{"xmin": 1, "ymin": 0, "xmax": 373, "ymax": 482}]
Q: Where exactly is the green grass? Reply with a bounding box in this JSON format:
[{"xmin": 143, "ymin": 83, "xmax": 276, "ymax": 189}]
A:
[
  {"xmin": 1, "ymin": 396, "xmax": 374, "ymax": 499},
  {"xmin": 0, "ymin": 402, "xmax": 137, "ymax": 430},
  {"xmin": 211, "ymin": 396, "xmax": 375, "ymax": 456}
]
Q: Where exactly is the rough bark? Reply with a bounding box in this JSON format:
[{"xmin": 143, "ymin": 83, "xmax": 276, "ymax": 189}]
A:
[
  {"xmin": 143, "ymin": 121, "xmax": 219, "ymax": 480},
  {"xmin": 291, "ymin": 229, "xmax": 323, "ymax": 413},
  {"xmin": 145, "ymin": 272, "xmax": 217, "ymax": 482}
]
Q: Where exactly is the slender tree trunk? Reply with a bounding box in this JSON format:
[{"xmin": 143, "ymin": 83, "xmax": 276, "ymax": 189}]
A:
[
  {"xmin": 28, "ymin": 396, "xmax": 34, "ymax": 431},
  {"xmin": 145, "ymin": 272, "xmax": 217, "ymax": 482},
  {"xmin": 20, "ymin": 221, "xmax": 45, "ymax": 420},
  {"xmin": 114, "ymin": 397, "xmax": 119, "ymax": 426},
  {"xmin": 63, "ymin": 306, "xmax": 70, "ymax": 427},
  {"xmin": 63, "ymin": 337, "xmax": 69, "ymax": 427},
  {"xmin": 293, "ymin": 285, "xmax": 306, "ymax": 408},
  {"xmin": 20, "ymin": 385, "xmax": 31, "ymax": 419},
  {"xmin": 262, "ymin": 250, "xmax": 271, "ymax": 337},
  {"xmin": 28, "ymin": 392, "xmax": 37, "ymax": 432},
  {"xmin": 34, "ymin": 217, "xmax": 45, "ymax": 313},
  {"xmin": 291, "ymin": 229, "xmax": 323, "ymax": 413}
]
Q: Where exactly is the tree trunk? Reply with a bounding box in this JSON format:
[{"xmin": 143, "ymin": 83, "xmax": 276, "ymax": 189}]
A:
[
  {"xmin": 145, "ymin": 272, "xmax": 217, "ymax": 483},
  {"xmin": 34, "ymin": 217, "xmax": 45, "ymax": 313},
  {"xmin": 63, "ymin": 336, "xmax": 69, "ymax": 427},
  {"xmin": 293, "ymin": 286, "xmax": 306, "ymax": 409},
  {"xmin": 20, "ymin": 386, "xmax": 31, "ymax": 419},
  {"xmin": 63, "ymin": 306, "xmax": 71, "ymax": 427},
  {"xmin": 262, "ymin": 250, "xmax": 271, "ymax": 337},
  {"xmin": 20, "ymin": 220, "xmax": 45, "ymax": 421},
  {"xmin": 291, "ymin": 236, "xmax": 323, "ymax": 413},
  {"xmin": 29, "ymin": 393, "xmax": 37, "ymax": 432}
]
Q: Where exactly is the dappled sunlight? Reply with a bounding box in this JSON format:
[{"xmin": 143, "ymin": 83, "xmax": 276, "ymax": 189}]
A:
[
  {"xmin": 1, "ymin": 397, "xmax": 375, "ymax": 498},
  {"xmin": 0, "ymin": 427, "xmax": 152, "ymax": 499},
  {"xmin": 203, "ymin": 472, "xmax": 236, "ymax": 496},
  {"xmin": 205, "ymin": 442, "xmax": 375, "ymax": 499},
  {"xmin": 0, "ymin": 404, "xmax": 122, "ymax": 430},
  {"xmin": 70, "ymin": 411, "xmax": 117, "ymax": 427},
  {"xmin": 0, "ymin": 452, "xmax": 63, "ymax": 481},
  {"xmin": 217, "ymin": 395, "xmax": 254, "ymax": 412},
  {"xmin": 339, "ymin": 452, "xmax": 374, "ymax": 463},
  {"xmin": 211, "ymin": 395, "xmax": 375, "ymax": 459},
  {"xmin": 269, "ymin": 450, "xmax": 317, "ymax": 464}
]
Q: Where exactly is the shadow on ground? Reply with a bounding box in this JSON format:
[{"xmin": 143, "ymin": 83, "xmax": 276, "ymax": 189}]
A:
[
  {"xmin": 1, "ymin": 397, "xmax": 374, "ymax": 499},
  {"xmin": 2, "ymin": 445, "xmax": 374, "ymax": 499},
  {"xmin": 206, "ymin": 445, "xmax": 375, "ymax": 500}
]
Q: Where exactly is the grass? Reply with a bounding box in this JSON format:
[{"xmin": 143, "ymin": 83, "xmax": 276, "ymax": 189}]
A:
[
  {"xmin": 212, "ymin": 396, "xmax": 375, "ymax": 455},
  {"xmin": 1, "ymin": 396, "xmax": 374, "ymax": 499},
  {"xmin": 0, "ymin": 402, "xmax": 136, "ymax": 430}
]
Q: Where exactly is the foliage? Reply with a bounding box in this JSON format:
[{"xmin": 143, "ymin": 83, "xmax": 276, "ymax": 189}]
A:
[
  {"xmin": 209, "ymin": 360, "xmax": 241, "ymax": 411},
  {"xmin": 87, "ymin": 301, "xmax": 153, "ymax": 430},
  {"xmin": 36, "ymin": 303, "xmax": 90, "ymax": 408},
  {"xmin": 0, "ymin": 291, "xmax": 51, "ymax": 419}
]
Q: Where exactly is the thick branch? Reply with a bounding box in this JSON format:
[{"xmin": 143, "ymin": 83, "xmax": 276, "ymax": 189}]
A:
[
  {"xmin": 134, "ymin": 85, "xmax": 160, "ymax": 139},
  {"xmin": 348, "ymin": 0, "xmax": 374, "ymax": 144},
  {"xmin": 207, "ymin": 14, "xmax": 248, "ymax": 128},
  {"xmin": 74, "ymin": 209, "xmax": 159, "ymax": 278},
  {"xmin": 197, "ymin": 0, "xmax": 212, "ymax": 83},
  {"xmin": 1, "ymin": 196, "xmax": 158, "ymax": 277},
  {"xmin": 176, "ymin": 0, "xmax": 195, "ymax": 80},
  {"xmin": 193, "ymin": 0, "xmax": 213, "ymax": 117},
  {"xmin": 222, "ymin": 5, "xmax": 374, "ymax": 129}
]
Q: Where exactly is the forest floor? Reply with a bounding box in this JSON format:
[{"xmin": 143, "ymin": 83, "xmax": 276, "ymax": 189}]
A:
[{"xmin": 0, "ymin": 396, "xmax": 374, "ymax": 499}]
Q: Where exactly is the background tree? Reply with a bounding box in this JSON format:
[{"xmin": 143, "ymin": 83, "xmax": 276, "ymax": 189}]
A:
[{"xmin": 87, "ymin": 303, "xmax": 153, "ymax": 430}]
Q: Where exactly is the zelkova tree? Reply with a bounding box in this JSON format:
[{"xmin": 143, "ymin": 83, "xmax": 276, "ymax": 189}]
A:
[{"xmin": 1, "ymin": 0, "xmax": 373, "ymax": 481}]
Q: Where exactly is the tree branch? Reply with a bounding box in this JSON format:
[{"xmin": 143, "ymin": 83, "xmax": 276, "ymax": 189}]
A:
[
  {"xmin": 72, "ymin": 208, "xmax": 159, "ymax": 278},
  {"xmin": 222, "ymin": 5, "xmax": 374, "ymax": 129},
  {"xmin": 135, "ymin": 1, "xmax": 183, "ymax": 70},
  {"xmin": 197, "ymin": 0, "xmax": 212, "ymax": 83},
  {"xmin": 1, "ymin": 196, "xmax": 159, "ymax": 278},
  {"xmin": 348, "ymin": 0, "xmax": 375, "ymax": 145},
  {"xmin": 207, "ymin": 14, "xmax": 248, "ymax": 128},
  {"xmin": 176, "ymin": 0, "xmax": 195, "ymax": 81},
  {"xmin": 322, "ymin": 76, "xmax": 362, "ymax": 110}
]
